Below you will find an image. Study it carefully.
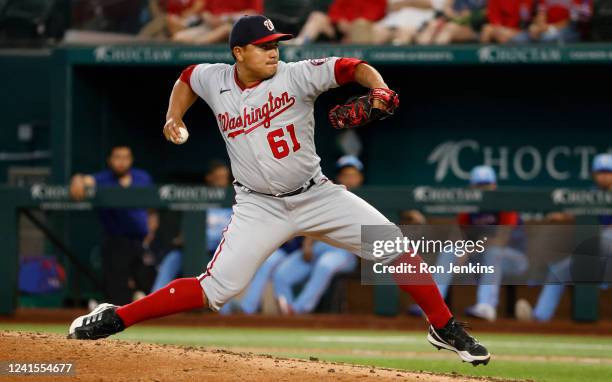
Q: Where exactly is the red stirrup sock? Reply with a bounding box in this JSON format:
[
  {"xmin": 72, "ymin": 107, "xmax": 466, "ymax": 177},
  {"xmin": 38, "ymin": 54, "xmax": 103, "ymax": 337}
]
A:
[
  {"xmin": 392, "ymin": 253, "xmax": 452, "ymax": 329},
  {"xmin": 116, "ymin": 278, "xmax": 205, "ymax": 328}
]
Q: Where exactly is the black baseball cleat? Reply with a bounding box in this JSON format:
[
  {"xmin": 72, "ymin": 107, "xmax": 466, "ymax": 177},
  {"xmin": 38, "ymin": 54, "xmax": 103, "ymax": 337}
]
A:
[
  {"xmin": 67, "ymin": 303, "xmax": 125, "ymax": 340},
  {"xmin": 427, "ymin": 318, "xmax": 491, "ymax": 366}
]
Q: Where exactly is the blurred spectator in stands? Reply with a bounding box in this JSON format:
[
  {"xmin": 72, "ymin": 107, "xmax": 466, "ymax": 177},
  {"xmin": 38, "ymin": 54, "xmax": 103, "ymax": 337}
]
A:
[
  {"xmin": 335, "ymin": 154, "xmax": 365, "ymax": 188},
  {"xmin": 138, "ymin": 1, "xmax": 173, "ymax": 39},
  {"xmin": 408, "ymin": 165, "xmax": 528, "ymax": 321},
  {"xmin": 151, "ymin": 161, "xmax": 231, "ymax": 291},
  {"xmin": 480, "ymin": 0, "xmax": 534, "ymax": 43},
  {"xmin": 520, "ymin": 0, "xmax": 592, "ymax": 43},
  {"xmin": 265, "ymin": 0, "xmax": 333, "ymax": 36},
  {"xmin": 70, "ymin": 145, "xmax": 157, "ymax": 305},
  {"xmin": 138, "ymin": 0, "xmax": 165, "ymax": 39},
  {"xmin": 401, "ymin": 210, "xmax": 427, "ymax": 225},
  {"xmin": 517, "ymin": 153, "xmax": 612, "ymax": 322},
  {"xmin": 290, "ymin": 0, "xmax": 386, "ymax": 44},
  {"xmin": 592, "ymin": 153, "xmax": 612, "ymax": 197},
  {"xmin": 416, "ymin": 0, "xmax": 487, "ymax": 44},
  {"xmin": 72, "ymin": 0, "xmax": 144, "ymax": 34},
  {"xmin": 372, "ymin": 0, "xmax": 445, "ymax": 45},
  {"xmin": 166, "ymin": 0, "xmax": 205, "ymax": 36},
  {"xmin": 172, "ymin": 0, "xmax": 263, "ymax": 44},
  {"xmin": 139, "ymin": 0, "xmax": 205, "ymax": 39},
  {"xmin": 273, "ymin": 156, "xmax": 363, "ymax": 314}
]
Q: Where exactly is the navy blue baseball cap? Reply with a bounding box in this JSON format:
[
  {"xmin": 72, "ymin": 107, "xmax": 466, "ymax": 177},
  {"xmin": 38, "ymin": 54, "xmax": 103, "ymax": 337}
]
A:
[{"xmin": 229, "ymin": 15, "xmax": 293, "ymax": 48}]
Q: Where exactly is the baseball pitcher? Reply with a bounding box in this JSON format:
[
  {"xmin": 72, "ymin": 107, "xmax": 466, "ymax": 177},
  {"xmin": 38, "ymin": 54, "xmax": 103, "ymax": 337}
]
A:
[{"xmin": 68, "ymin": 15, "xmax": 490, "ymax": 366}]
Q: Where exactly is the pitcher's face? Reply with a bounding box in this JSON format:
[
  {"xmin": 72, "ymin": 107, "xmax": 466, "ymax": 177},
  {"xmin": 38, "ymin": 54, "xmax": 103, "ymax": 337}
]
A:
[{"xmin": 234, "ymin": 42, "xmax": 280, "ymax": 80}]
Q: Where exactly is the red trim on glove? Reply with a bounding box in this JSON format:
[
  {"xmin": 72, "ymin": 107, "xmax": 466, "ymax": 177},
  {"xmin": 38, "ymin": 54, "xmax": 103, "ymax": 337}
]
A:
[
  {"xmin": 369, "ymin": 88, "xmax": 400, "ymax": 110},
  {"xmin": 334, "ymin": 58, "xmax": 365, "ymax": 86},
  {"xmin": 179, "ymin": 65, "xmax": 197, "ymax": 89}
]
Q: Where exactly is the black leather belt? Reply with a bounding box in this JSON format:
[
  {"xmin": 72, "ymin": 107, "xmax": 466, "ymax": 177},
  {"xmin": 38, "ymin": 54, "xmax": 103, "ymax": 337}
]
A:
[{"xmin": 235, "ymin": 178, "xmax": 316, "ymax": 198}]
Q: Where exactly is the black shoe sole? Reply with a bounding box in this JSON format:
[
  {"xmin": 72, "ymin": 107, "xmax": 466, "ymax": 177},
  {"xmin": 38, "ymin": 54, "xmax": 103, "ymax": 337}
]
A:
[{"xmin": 427, "ymin": 333, "xmax": 491, "ymax": 366}]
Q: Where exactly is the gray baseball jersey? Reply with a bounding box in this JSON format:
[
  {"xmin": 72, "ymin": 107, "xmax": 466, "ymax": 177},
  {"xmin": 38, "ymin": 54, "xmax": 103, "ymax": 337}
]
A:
[
  {"xmin": 189, "ymin": 59, "xmax": 341, "ymax": 195},
  {"xmin": 184, "ymin": 58, "xmax": 401, "ymax": 311}
]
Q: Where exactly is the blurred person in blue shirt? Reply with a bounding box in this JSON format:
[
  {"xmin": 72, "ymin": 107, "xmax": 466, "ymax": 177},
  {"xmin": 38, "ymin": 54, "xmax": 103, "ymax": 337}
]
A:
[{"xmin": 70, "ymin": 145, "xmax": 156, "ymax": 305}]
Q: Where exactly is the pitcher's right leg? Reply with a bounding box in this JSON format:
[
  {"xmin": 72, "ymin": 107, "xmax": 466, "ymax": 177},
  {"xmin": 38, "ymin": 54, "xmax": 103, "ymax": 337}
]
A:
[{"xmin": 68, "ymin": 189, "xmax": 295, "ymax": 339}]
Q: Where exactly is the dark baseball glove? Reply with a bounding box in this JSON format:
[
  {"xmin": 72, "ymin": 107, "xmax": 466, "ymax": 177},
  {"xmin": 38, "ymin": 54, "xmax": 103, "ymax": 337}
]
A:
[{"xmin": 328, "ymin": 88, "xmax": 399, "ymax": 129}]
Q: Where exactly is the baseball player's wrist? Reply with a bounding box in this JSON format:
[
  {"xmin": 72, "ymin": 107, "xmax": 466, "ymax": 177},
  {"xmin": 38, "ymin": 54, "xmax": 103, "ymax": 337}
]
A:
[
  {"xmin": 165, "ymin": 115, "xmax": 181, "ymax": 123},
  {"xmin": 165, "ymin": 116, "xmax": 186, "ymax": 131}
]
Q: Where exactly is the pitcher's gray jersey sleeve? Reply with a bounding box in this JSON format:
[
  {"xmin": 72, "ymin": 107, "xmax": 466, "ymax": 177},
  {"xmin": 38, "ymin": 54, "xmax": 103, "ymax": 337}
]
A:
[
  {"xmin": 189, "ymin": 63, "xmax": 228, "ymax": 103},
  {"xmin": 286, "ymin": 58, "xmax": 340, "ymax": 101}
]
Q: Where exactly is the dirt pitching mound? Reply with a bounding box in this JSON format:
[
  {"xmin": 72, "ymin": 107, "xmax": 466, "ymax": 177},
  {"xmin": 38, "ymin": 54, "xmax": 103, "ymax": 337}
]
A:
[{"xmin": 0, "ymin": 331, "xmax": 496, "ymax": 382}]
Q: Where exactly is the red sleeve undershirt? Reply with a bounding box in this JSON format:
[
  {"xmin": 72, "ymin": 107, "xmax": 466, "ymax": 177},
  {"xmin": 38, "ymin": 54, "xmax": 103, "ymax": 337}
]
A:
[
  {"xmin": 179, "ymin": 64, "xmax": 197, "ymax": 90},
  {"xmin": 334, "ymin": 58, "xmax": 365, "ymax": 86}
]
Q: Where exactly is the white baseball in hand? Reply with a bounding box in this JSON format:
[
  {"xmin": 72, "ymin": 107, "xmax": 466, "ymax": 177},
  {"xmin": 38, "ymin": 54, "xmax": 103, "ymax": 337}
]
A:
[{"xmin": 173, "ymin": 127, "xmax": 189, "ymax": 145}]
